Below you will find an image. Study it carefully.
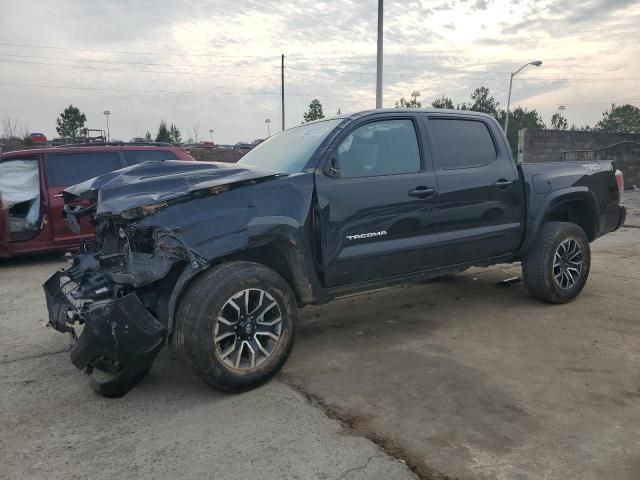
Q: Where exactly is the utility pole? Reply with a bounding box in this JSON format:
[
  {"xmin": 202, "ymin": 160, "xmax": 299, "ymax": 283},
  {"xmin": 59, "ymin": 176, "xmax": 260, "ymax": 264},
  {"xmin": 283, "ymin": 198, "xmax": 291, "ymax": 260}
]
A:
[
  {"xmin": 281, "ymin": 54, "xmax": 285, "ymax": 131},
  {"xmin": 103, "ymin": 110, "xmax": 111, "ymax": 142},
  {"xmin": 376, "ymin": 0, "xmax": 384, "ymax": 109}
]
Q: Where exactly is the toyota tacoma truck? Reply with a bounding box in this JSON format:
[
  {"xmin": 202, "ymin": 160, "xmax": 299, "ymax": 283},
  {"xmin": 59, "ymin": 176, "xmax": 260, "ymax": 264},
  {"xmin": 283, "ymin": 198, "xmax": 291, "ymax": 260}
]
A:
[{"xmin": 43, "ymin": 109, "xmax": 627, "ymax": 397}]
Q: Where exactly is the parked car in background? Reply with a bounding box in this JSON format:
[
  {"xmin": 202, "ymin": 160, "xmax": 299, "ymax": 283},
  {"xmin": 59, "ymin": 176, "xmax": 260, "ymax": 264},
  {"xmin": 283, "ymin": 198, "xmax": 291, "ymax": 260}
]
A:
[
  {"xmin": 29, "ymin": 133, "xmax": 47, "ymax": 143},
  {"xmin": 0, "ymin": 143, "xmax": 194, "ymax": 258}
]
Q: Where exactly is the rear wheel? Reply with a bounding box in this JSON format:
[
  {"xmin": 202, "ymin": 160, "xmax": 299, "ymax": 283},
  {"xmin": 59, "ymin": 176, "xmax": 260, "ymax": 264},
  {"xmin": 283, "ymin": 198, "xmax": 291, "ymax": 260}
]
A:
[
  {"xmin": 174, "ymin": 261, "xmax": 297, "ymax": 393},
  {"xmin": 522, "ymin": 222, "xmax": 591, "ymax": 304}
]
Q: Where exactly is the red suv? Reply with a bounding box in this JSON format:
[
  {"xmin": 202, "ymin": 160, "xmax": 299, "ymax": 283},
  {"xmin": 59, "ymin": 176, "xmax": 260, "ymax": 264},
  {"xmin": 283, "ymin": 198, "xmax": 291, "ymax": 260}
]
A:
[{"xmin": 0, "ymin": 144, "xmax": 194, "ymax": 258}]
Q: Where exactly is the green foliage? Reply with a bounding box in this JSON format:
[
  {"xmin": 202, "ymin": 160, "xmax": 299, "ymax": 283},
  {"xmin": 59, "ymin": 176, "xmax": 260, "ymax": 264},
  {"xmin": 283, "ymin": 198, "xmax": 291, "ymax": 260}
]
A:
[
  {"xmin": 431, "ymin": 95, "xmax": 454, "ymax": 109},
  {"xmin": 155, "ymin": 120, "xmax": 172, "ymax": 143},
  {"xmin": 169, "ymin": 123, "xmax": 182, "ymax": 144},
  {"xmin": 303, "ymin": 99, "xmax": 325, "ymax": 122},
  {"xmin": 497, "ymin": 107, "xmax": 546, "ymax": 156},
  {"xmin": 56, "ymin": 104, "xmax": 87, "ymax": 141},
  {"xmin": 395, "ymin": 96, "xmax": 422, "ymax": 108},
  {"xmin": 469, "ymin": 87, "xmax": 499, "ymax": 116},
  {"xmin": 144, "ymin": 131, "xmax": 152, "ymax": 141},
  {"xmin": 595, "ymin": 104, "xmax": 640, "ymax": 133},
  {"xmin": 551, "ymin": 113, "xmax": 569, "ymax": 130}
]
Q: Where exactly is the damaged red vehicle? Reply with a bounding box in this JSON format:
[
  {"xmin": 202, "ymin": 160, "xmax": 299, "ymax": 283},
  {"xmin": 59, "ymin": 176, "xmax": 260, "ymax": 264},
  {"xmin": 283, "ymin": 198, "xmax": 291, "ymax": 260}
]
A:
[{"xmin": 0, "ymin": 144, "xmax": 194, "ymax": 258}]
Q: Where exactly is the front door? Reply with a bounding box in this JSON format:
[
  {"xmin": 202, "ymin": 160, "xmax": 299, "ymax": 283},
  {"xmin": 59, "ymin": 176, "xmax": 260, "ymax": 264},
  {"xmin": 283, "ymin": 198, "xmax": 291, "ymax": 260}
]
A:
[
  {"xmin": 424, "ymin": 115, "xmax": 524, "ymax": 265},
  {"xmin": 315, "ymin": 117, "xmax": 440, "ymax": 287}
]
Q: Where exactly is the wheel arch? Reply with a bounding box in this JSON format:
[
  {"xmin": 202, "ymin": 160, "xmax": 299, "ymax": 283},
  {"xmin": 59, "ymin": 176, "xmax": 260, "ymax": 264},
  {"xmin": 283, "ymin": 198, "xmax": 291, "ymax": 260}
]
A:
[
  {"xmin": 518, "ymin": 188, "xmax": 600, "ymax": 257},
  {"xmin": 165, "ymin": 234, "xmax": 327, "ymax": 336}
]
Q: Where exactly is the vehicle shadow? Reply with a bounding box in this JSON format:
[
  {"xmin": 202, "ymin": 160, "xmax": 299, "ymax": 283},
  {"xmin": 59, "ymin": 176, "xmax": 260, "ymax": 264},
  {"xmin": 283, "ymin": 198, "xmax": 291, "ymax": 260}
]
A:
[{"xmin": 0, "ymin": 252, "xmax": 67, "ymax": 269}]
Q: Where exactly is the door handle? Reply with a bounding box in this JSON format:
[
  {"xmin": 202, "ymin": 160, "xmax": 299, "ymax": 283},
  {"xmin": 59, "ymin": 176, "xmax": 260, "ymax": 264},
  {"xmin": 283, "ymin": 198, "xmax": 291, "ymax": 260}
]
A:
[
  {"xmin": 493, "ymin": 179, "xmax": 514, "ymax": 190},
  {"xmin": 54, "ymin": 193, "xmax": 64, "ymax": 198},
  {"xmin": 408, "ymin": 186, "xmax": 437, "ymax": 198}
]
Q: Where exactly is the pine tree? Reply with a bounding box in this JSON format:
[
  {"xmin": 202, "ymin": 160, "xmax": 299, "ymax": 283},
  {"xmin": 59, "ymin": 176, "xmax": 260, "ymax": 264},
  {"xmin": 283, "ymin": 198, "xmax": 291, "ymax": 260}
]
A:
[
  {"xmin": 155, "ymin": 120, "xmax": 172, "ymax": 143},
  {"xmin": 303, "ymin": 99, "xmax": 325, "ymax": 123},
  {"xmin": 169, "ymin": 123, "xmax": 182, "ymax": 144},
  {"xmin": 56, "ymin": 105, "xmax": 87, "ymax": 141}
]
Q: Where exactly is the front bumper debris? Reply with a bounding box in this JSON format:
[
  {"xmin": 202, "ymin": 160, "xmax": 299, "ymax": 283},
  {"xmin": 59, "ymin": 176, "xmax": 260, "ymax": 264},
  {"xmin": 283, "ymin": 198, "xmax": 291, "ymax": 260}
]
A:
[{"xmin": 43, "ymin": 271, "xmax": 167, "ymax": 396}]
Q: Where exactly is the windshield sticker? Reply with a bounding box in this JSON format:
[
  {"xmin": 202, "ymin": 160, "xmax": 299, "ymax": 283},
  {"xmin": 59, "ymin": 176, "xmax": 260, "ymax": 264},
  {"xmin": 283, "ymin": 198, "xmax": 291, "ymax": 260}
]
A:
[
  {"xmin": 582, "ymin": 163, "xmax": 612, "ymax": 172},
  {"xmin": 300, "ymin": 125, "xmax": 333, "ymax": 137}
]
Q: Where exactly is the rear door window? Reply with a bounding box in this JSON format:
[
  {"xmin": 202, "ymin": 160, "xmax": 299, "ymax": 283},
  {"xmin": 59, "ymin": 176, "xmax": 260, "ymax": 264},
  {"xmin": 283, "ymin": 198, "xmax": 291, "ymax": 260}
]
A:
[
  {"xmin": 44, "ymin": 152, "xmax": 124, "ymax": 187},
  {"xmin": 124, "ymin": 149, "xmax": 178, "ymax": 165},
  {"xmin": 428, "ymin": 119, "xmax": 497, "ymax": 169}
]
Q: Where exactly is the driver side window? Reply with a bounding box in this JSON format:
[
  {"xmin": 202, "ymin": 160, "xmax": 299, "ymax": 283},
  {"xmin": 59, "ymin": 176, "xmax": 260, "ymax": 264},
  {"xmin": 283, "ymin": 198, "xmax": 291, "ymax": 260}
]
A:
[{"xmin": 332, "ymin": 119, "xmax": 421, "ymax": 178}]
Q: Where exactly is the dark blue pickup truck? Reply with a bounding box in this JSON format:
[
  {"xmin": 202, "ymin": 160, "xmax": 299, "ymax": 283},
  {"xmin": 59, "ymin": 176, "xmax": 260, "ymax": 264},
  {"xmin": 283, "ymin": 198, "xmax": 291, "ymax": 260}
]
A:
[{"xmin": 44, "ymin": 109, "xmax": 626, "ymax": 396}]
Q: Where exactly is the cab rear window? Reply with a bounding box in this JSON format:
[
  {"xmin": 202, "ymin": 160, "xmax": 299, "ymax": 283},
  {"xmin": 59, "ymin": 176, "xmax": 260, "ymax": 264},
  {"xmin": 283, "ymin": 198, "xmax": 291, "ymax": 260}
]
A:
[
  {"xmin": 124, "ymin": 150, "xmax": 178, "ymax": 165},
  {"xmin": 44, "ymin": 152, "xmax": 123, "ymax": 187}
]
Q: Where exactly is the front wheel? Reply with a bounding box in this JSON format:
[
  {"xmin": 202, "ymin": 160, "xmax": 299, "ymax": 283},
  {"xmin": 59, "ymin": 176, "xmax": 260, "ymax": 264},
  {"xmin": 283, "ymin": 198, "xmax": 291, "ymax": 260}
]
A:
[
  {"xmin": 174, "ymin": 261, "xmax": 297, "ymax": 393},
  {"xmin": 522, "ymin": 222, "xmax": 591, "ymax": 304}
]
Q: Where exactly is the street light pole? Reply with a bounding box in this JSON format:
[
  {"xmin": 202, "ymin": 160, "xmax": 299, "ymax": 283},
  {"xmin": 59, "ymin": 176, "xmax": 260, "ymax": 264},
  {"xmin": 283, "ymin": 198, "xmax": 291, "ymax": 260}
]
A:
[
  {"xmin": 265, "ymin": 119, "xmax": 272, "ymax": 137},
  {"xmin": 376, "ymin": 0, "xmax": 384, "ymax": 109},
  {"xmin": 505, "ymin": 60, "xmax": 542, "ymax": 136},
  {"xmin": 209, "ymin": 129, "xmax": 214, "ymax": 144},
  {"xmin": 103, "ymin": 110, "xmax": 111, "ymax": 142}
]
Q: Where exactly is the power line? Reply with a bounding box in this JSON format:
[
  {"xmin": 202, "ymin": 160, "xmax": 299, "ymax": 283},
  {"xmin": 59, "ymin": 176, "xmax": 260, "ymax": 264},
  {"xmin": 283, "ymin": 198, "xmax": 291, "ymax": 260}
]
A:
[
  {"xmin": 0, "ymin": 81, "xmax": 375, "ymax": 100},
  {"xmin": 0, "ymin": 52, "xmax": 278, "ymax": 69},
  {"xmin": 0, "ymin": 42, "xmax": 274, "ymax": 58},
  {"xmin": 0, "ymin": 58, "xmax": 278, "ymax": 79}
]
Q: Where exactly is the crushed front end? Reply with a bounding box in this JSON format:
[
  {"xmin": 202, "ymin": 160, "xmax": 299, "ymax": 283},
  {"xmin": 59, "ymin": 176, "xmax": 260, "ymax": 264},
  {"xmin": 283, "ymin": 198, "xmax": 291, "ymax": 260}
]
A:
[
  {"xmin": 42, "ymin": 160, "xmax": 288, "ymax": 396},
  {"xmin": 43, "ymin": 219, "xmax": 193, "ymax": 396}
]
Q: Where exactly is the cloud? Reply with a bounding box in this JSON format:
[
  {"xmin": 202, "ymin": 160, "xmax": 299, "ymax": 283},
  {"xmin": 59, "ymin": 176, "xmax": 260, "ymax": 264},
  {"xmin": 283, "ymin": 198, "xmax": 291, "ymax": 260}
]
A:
[{"xmin": 0, "ymin": 0, "xmax": 638, "ymax": 141}]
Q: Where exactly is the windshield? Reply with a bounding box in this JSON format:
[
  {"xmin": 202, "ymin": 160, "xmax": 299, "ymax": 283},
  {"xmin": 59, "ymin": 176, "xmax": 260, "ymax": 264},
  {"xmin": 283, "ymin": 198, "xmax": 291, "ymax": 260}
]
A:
[{"xmin": 239, "ymin": 119, "xmax": 341, "ymax": 173}]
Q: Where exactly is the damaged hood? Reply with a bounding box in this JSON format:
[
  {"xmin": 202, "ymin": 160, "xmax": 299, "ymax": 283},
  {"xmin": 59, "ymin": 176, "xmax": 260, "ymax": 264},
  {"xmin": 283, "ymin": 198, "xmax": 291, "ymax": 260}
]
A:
[{"xmin": 64, "ymin": 160, "xmax": 284, "ymax": 215}]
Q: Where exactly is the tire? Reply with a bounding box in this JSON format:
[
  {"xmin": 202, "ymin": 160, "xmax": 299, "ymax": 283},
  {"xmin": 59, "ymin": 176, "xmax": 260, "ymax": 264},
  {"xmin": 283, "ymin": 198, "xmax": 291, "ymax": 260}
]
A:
[
  {"xmin": 522, "ymin": 221, "xmax": 591, "ymax": 304},
  {"xmin": 174, "ymin": 261, "xmax": 297, "ymax": 393}
]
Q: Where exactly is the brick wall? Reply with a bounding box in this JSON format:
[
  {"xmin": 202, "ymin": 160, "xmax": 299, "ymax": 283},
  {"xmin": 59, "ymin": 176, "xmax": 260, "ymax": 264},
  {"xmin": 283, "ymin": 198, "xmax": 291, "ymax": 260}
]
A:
[{"xmin": 519, "ymin": 129, "xmax": 640, "ymax": 189}]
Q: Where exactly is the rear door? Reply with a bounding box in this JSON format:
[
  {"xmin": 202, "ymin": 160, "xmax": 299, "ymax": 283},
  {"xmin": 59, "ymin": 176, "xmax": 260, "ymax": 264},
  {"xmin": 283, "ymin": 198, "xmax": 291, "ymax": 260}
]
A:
[
  {"xmin": 315, "ymin": 115, "xmax": 440, "ymax": 286},
  {"xmin": 43, "ymin": 151, "xmax": 125, "ymax": 245},
  {"xmin": 424, "ymin": 115, "xmax": 524, "ymax": 265}
]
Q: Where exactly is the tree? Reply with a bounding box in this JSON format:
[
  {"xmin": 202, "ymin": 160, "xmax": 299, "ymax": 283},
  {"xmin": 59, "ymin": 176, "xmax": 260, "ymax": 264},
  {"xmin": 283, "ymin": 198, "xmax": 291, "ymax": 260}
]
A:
[
  {"xmin": 169, "ymin": 123, "xmax": 182, "ymax": 144},
  {"xmin": 155, "ymin": 120, "xmax": 172, "ymax": 143},
  {"xmin": 56, "ymin": 105, "xmax": 87, "ymax": 141},
  {"xmin": 303, "ymin": 99, "xmax": 325, "ymax": 122},
  {"xmin": 2, "ymin": 116, "xmax": 28, "ymax": 140},
  {"xmin": 395, "ymin": 96, "xmax": 422, "ymax": 108},
  {"xmin": 595, "ymin": 104, "xmax": 640, "ymax": 133},
  {"xmin": 144, "ymin": 130, "xmax": 152, "ymax": 141},
  {"xmin": 431, "ymin": 95, "xmax": 455, "ymax": 109},
  {"xmin": 551, "ymin": 112, "xmax": 568, "ymax": 130},
  {"xmin": 191, "ymin": 120, "xmax": 201, "ymax": 143},
  {"xmin": 496, "ymin": 107, "xmax": 546, "ymax": 156},
  {"xmin": 469, "ymin": 87, "xmax": 499, "ymax": 117}
]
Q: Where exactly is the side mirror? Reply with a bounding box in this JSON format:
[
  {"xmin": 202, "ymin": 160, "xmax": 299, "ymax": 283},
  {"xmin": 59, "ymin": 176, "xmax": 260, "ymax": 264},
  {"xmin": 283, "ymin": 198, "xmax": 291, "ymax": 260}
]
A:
[{"xmin": 326, "ymin": 157, "xmax": 340, "ymax": 178}]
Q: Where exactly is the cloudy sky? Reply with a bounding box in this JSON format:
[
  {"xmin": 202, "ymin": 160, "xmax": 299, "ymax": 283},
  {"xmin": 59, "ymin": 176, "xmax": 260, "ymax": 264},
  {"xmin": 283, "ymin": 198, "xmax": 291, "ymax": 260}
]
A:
[{"xmin": 1, "ymin": 0, "xmax": 639, "ymax": 143}]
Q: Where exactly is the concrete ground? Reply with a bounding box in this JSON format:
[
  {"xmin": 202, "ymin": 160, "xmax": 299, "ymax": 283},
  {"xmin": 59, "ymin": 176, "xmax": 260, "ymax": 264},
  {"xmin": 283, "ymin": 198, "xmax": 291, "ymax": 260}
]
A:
[{"xmin": 2, "ymin": 192, "xmax": 639, "ymax": 480}]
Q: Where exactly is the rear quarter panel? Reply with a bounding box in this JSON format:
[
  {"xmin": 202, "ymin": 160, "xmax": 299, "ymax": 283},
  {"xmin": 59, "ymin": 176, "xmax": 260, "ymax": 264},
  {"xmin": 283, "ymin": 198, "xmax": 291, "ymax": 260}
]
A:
[{"xmin": 518, "ymin": 161, "xmax": 620, "ymax": 255}]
